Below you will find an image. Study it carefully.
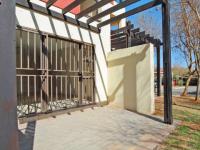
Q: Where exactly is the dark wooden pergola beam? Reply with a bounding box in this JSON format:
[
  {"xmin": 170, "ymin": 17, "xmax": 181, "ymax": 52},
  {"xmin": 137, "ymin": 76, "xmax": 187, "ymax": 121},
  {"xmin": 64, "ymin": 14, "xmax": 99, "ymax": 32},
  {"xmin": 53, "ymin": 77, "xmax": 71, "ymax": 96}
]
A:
[
  {"xmin": 87, "ymin": 0, "xmax": 140, "ymax": 24},
  {"xmin": 98, "ymin": 0, "xmax": 162, "ymax": 28},
  {"xmin": 146, "ymin": 36, "xmax": 155, "ymax": 43},
  {"xmin": 112, "ymin": 32, "xmax": 157, "ymax": 48},
  {"xmin": 134, "ymin": 31, "xmax": 145, "ymax": 39},
  {"xmin": 76, "ymin": 0, "xmax": 113, "ymax": 19},
  {"xmin": 111, "ymin": 24, "xmax": 134, "ymax": 34},
  {"xmin": 62, "ymin": 0, "xmax": 86, "ymax": 14},
  {"xmin": 144, "ymin": 34, "xmax": 150, "ymax": 38},
  {"xmin": 131, "ymin": 28, "xmax": 140, "ymax": 34},
  {"xmin": 46, "ymin": 0, "xmax": 57, "ymax": 8},
  {"xmin": 111, "ymin": 41, "xmax": 127, "ymax": 47},
  {"xmin": 111, "ymin": 32, "xmax": 125, "ymax": 39},
  {"xmin": 112, "ymin": 26, "xmax": 160, "ymax": 47},
  {"xmin": 111, "ymin": 28, "xmax": 140, "ymax": 39},
  {"xmin": 111, "ymin": 37, "xmax": 126, "ymax": 44},
  {"xmin": 131, "ymin": 40, "xmax": 146, "ymax": 46}
]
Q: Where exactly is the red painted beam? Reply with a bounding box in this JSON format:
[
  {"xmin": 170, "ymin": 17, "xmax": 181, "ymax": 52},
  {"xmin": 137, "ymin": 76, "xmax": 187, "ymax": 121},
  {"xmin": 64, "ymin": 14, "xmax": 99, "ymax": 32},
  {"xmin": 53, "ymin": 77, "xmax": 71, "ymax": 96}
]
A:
[{"xmin": 42, "ymin": 0, "xmax": 80, "ymax": 14}]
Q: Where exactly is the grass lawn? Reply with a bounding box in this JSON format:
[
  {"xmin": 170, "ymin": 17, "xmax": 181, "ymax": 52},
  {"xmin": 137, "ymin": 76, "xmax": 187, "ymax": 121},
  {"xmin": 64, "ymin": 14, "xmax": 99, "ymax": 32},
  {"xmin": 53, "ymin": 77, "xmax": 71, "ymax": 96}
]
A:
[{"xmin": 155, "ymin": 96, "xmax": 200, "ymax": 150}]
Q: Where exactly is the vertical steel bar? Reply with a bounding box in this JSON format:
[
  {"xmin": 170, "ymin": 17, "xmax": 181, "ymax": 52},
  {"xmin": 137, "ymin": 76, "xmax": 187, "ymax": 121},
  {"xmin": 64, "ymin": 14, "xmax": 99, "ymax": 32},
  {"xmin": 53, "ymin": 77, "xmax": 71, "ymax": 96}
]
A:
[
  {"xmin": 20, "ymin": 76, "xmax": 23, "ymax": 111},
  {"xmin": 74, "ymin": 77, "xmax": 75, "ymax": 103},
  {"xmin": 28, "ymin": 76, "xmax": 30, "ymax": 114},
  {"xmin": 65, "ymin": 76, "xmax": 67, "ymax": 105},
  {"xmin": 39, "ymin": 34, "xmax": 43, "ymax": 112},
  {"xmin": 61, "ymin": 40, "xmax": 63, "ymax": 70},
  {"xmin": 51, "ymin": 38, "xmax": 53, "ymax": 70},
  {"xmin": 70, "ymin": 42, "xmax": 72, "ymax": 71},
  {"xmin": 157, "ymin": 44, "xmax": 161, "ymax": 96},
  {"xmin": 27, "ymin": 32, "xmax": 30, "ymax": 68},
  {"xmin": 51, "ymin": 76, "xmax": 53, "ymax": 104},
  {"xmin": 92, "ymin": 46, "xmax": 95, "ymax": 104},
  {"xmin": 56, "ymin": 39, "xmax": 58, "ymax": 70},
  {"xmin": 34, "ymin": 75, "xmax": 37, "ymax": 112},
  {"xmin": 51, "ymin": 38, "xmax": 53, "ymax": 106},
  {"xmin": 61, "ymin": 76, "xmax": 63, "ymax": 101},
  {"xmin": 34, "ymin": 33, "xmax": 36, "ymax": 68},
  {"xmin": 20, "ymin": 30, "xmax": 22, "ymax": 68},
  {"xmin": 46, "ymin": 35, "xmax": 49, "ymax": 110},
  {"xmin": 27, "ymin": 32, "xmax": 30, "ymax": 114},
  {"xmin": 64, "ymin": 42, "xmax": 67, "ymax": 105},
  {"xmin": 39, "ymin": 34, "xmax": 43, "ymax": 69},
  {"xmin": 79, "ymin": 44, "xmax": 83, "ymax": 105},
  {"xmin": 74, "ymin": 43, "xmax": 75, "ymax": 72},
  {"xmin": 40, "ymin": 76, "xmax": 42, "ymax": 111},
  {"xmin": 70, "ymin": 77, "xmax": 71, "ymax": 104}
]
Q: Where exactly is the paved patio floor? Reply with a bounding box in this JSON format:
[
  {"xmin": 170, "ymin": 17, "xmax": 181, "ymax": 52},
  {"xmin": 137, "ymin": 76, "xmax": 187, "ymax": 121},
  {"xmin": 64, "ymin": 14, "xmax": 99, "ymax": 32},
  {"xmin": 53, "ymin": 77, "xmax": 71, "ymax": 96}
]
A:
[{"xmin": 18, "ymin": 106, "xmax": 175, "ymax": 150}]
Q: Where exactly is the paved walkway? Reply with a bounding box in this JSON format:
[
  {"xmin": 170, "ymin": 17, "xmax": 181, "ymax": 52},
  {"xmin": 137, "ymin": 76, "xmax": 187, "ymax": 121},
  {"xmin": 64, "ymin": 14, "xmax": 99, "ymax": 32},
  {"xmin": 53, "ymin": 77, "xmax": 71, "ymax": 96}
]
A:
[{"xmin": 18, "ymin": 107, "xmax": 176, "ymax": 150}]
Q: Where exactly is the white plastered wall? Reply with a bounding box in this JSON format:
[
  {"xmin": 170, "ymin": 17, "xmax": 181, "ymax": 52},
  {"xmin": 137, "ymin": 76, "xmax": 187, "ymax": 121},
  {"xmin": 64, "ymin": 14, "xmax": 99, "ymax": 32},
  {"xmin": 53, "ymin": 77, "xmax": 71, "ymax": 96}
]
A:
[
  {"xmin": 15, "ymin": 1, "xmax": 112, "ymax": 103},
  {"xmin": 107, "ymin": 44, "xmax": 155, "ymax": 114}
]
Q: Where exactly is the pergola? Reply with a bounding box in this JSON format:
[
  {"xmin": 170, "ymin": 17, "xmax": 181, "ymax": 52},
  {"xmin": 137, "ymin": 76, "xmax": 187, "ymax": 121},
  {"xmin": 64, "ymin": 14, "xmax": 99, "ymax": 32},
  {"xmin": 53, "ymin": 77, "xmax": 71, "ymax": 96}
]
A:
[
  {"xmin": 0, "ymin": 0, "xmax": 172, "ymax": 149},
  {"xmin": 110, "ymin": 21, "xmax": 162, "ymax": 100}
]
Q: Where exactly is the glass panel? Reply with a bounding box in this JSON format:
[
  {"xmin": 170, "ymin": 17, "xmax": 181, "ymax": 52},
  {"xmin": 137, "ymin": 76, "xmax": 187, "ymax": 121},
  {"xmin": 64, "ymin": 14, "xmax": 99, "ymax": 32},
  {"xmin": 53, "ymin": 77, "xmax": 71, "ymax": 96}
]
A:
[
  {"xmin": 16, "ymin": 76, "xmax": 21, "ymax": 105},
  {"xmin": 48, "ymin": 38, "xmax": 52, "ymax": 70},
  {"xmin": 36, "ymin": 34, "xmax": 41, "ymax": 69},
  {"xmin": 29, "ymin": 76, "xmax": 35, "ymax": 104},
  {"xmin": 48, "ymin": 76, "xmax": 52, "ymax": 101},
  {"xmin": 61, "ymin": 40, "xmax": 66, "ymax": 70},
  {"xmin": 22, "ymin": 76, "xmax": 28, "ymax": 105},
  {"xmin": 22, "ymin": 31, "xmax": 28, "ymax": 68},
  {"xmin": 16, "ymin": 30, "xmax": 21, "ymax": 68},
  {"xmin": 75, "ymin": 43, "xmax": 79, "ymax": 71},
  {"xmin": 57, "ymin": 40, "xmax": 61, "ymax": 70},
  {"xmin": 66, "ymin": 41, "xmax": 70, "ymax": 71},
  {"xmin": 52, "ymin": 76, "xmax": 56, "ymax": 101},
  {"xmin": 52, "ymin": 38, "xmax": 56, "ymax": 70},
  {"xmin": 57, "ymin": 76, "xmax": 61, "ymax": 100},
  {"xmin": 62, "ymin": 76, "xmax": 66, "ymax": 100},
  {"xmin": 36, "ymin": 76, "xmax": 41, "ymax": 103},
  {"xmin": 29, "ymin": 32, "xmax": 35, "ymax": 68},
  {"xmin": 71, "ymin": 43, "xmax": 74, "ymax": 71}
]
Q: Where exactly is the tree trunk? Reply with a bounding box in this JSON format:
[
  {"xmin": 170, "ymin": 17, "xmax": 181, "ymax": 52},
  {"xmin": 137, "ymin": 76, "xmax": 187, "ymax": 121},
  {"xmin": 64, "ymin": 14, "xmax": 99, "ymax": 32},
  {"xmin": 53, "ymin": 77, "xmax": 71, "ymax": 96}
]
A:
[
  {"xmin": 181, "ymin": 74, "xmax": 192, "ymax": 96},
  {"xmin": 195, "ymin": 74, "xmax": 200, "ymax": 101}
]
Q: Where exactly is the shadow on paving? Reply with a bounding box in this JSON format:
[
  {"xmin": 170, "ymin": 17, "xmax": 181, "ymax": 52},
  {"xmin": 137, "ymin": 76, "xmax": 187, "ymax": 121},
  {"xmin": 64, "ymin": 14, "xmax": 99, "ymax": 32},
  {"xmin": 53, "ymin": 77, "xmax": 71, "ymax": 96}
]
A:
[
  {"xmin": 18, "ymin": 121, "xmax": 36, "ymax": 150},
  {"xmin": 132, "ymin": 111, "xmax": 164, "ymax": 123}
]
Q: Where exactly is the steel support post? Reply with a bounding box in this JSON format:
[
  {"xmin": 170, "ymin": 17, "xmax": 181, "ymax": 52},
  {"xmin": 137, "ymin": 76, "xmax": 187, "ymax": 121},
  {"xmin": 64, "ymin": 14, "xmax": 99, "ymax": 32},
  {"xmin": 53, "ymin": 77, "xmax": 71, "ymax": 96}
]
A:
[
  {"xmin": 157, "ymin": 44, "xmax": 161, "ymax": 96},
  {"xmin": 162, "ymin": 0, "xmax": 173, "ymax": 124},
  {"xmin": 0, "ymin": 0, "xmax": 19, "ymax": 149}
]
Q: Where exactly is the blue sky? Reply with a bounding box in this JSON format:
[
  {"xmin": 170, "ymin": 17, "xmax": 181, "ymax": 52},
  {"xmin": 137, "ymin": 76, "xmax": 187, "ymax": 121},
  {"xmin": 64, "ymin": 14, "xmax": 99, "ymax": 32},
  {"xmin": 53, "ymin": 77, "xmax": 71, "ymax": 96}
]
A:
[{"xmin": 115, "ymin": 0, "xmax": 187, "ymax": 68}]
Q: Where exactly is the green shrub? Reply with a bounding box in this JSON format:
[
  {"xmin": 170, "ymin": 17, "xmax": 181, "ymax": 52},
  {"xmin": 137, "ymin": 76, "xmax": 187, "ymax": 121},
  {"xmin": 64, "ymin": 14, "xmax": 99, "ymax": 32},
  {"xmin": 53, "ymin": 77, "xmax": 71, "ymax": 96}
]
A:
[{"xmin": 178, "ymin": 80, "xmax": 183, "ymax": 86}]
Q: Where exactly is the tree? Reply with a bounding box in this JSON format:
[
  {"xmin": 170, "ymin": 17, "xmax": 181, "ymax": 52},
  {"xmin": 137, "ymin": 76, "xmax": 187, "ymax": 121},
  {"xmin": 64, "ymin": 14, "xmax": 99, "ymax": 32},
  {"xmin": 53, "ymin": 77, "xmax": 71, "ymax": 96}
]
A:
[
  {"xmin": 135, "ymin": 8, "xmax": 162, "ymax": 40},
  {"xmin": 171, "ymin": 0, "xmax": 200, "ymax": 100},
  {"xmin": 172, "ymin": 64, "xmax": 188, "ymax": 76}
]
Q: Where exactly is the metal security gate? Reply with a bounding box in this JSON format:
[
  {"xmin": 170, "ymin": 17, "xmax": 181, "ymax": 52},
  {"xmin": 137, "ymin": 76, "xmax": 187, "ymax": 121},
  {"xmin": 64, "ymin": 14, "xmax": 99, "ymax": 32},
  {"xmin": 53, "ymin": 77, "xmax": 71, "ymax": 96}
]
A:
[{"xmin": 16, "ymin": 28, "xmax": 95, "ymax": 118}]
